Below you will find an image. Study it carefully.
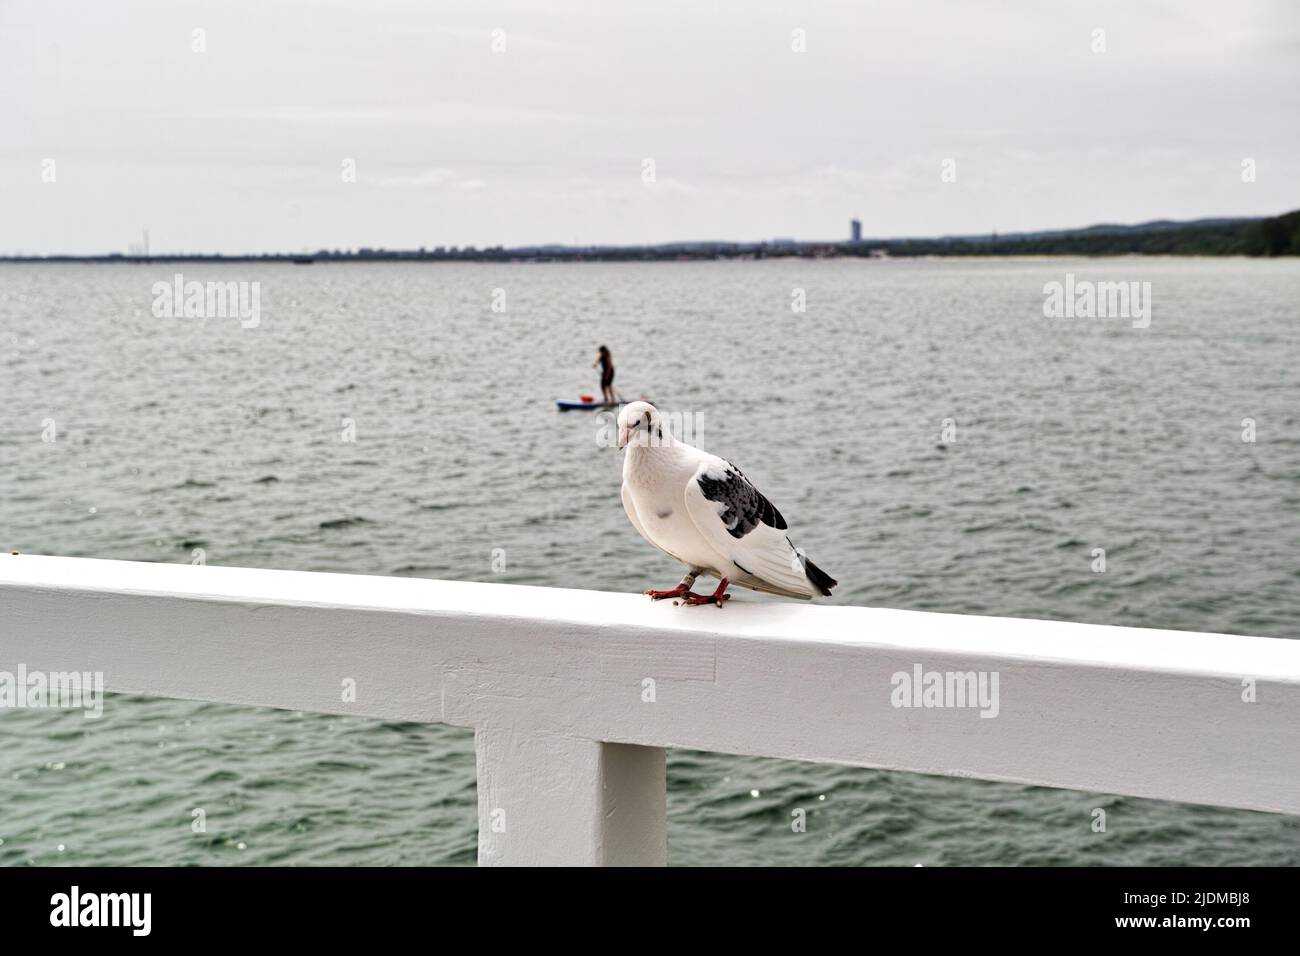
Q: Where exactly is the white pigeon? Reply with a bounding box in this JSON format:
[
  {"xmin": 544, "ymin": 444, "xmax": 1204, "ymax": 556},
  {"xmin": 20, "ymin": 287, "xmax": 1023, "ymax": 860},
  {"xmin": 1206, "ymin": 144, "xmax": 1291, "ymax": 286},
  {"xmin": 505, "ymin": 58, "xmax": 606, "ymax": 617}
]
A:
[{"xmin": 617, "ymin": 401, "xmax": 837, "ymax": 606}]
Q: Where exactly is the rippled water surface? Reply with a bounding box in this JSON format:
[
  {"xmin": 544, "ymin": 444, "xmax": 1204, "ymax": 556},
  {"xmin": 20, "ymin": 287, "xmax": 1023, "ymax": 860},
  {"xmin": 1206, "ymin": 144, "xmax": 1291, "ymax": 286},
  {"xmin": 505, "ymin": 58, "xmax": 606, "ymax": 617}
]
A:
[{"xmin": 2, "ymin": 258, "xmax": 1299, "ymax": 865}]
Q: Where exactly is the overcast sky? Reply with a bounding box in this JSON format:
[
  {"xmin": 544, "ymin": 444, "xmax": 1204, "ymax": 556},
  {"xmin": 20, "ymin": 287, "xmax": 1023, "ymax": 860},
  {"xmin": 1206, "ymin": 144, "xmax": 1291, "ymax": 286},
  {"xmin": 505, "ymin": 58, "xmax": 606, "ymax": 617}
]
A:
[{"xmin": 2, "ymin": 0, "xmax": 1297, "ymax": 254}]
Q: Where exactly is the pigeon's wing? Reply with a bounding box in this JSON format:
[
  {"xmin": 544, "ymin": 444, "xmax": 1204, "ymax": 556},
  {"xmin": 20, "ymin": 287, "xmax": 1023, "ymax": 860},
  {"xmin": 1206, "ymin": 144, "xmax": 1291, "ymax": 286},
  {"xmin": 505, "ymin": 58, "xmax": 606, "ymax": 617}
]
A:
[{"xmin": 683, "ymin": 458, "xmax": 817, "ymax": 599}]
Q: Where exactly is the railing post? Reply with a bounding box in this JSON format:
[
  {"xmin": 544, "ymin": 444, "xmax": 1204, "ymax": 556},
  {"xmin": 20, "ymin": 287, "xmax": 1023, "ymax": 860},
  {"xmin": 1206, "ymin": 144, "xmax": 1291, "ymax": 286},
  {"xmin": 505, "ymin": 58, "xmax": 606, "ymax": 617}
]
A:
[{"xmin": 475, "ymin": 728, "xmax": 667, "ymax": 866}]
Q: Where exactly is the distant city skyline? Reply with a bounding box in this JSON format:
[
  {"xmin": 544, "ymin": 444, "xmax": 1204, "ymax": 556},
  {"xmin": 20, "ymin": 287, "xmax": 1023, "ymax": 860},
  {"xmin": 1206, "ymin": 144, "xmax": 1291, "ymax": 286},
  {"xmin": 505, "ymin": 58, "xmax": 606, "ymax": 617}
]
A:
[{"xmin": 3, "ymin": 0, "xmax": 1298, "ymax": 255}]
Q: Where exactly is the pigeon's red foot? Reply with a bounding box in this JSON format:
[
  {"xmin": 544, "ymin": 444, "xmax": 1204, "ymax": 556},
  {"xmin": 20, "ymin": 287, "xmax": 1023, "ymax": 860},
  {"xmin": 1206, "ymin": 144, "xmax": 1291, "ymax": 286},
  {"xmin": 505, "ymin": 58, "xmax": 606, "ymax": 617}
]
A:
[
  {"xmin": 683, "ymin": 578, "xmax": 730, "ymax": 607},
  {"xmin": 645, "ymin": 584, "xmax": 691, "ymax": 601}
]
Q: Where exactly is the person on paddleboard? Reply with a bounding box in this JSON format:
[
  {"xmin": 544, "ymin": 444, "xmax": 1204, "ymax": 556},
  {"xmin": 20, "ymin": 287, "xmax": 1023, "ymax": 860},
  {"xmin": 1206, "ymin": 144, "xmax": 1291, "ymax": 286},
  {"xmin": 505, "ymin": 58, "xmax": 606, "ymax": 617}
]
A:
[{"xmin": 593, "ymin": 345, "xmax": 615, "ymax": 404}]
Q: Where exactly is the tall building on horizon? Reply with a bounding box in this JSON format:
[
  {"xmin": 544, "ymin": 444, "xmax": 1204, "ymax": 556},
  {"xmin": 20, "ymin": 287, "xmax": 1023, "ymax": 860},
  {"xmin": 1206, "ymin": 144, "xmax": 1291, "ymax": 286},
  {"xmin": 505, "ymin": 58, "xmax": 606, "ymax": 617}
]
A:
[{"xmin": 850, "ymin": 219, "xmax": 862, "ymax": 243}]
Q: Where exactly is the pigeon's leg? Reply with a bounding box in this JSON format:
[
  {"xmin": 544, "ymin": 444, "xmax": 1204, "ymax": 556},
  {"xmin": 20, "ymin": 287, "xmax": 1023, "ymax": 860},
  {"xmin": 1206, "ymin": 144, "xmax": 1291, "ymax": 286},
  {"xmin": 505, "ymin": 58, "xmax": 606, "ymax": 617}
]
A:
[
  {"xmin": 644, "ymin": 569, "xmax": 701, "ymax": 601},
  {"xmin": 684, "ymin": 577, "xmax": 731, "ymax": 607}
]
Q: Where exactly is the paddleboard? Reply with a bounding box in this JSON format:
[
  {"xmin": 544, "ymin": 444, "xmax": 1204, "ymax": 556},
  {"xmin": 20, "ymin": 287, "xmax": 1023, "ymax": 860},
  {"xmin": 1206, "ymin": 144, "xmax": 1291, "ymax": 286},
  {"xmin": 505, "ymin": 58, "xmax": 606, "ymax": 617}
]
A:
[
  {"xmin": 556, "ymin": 400, "xmax": 621, "ymax": 411},
  {"xmin": 556, "ymin": 397, "xmax": 651, "ymax": 411}
]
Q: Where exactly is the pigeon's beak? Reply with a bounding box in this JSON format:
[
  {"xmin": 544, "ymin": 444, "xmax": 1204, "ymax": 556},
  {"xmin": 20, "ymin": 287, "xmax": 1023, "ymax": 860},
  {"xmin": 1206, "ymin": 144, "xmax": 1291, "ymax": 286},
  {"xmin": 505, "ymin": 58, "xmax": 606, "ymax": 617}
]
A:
[{"xmin": 617, "ymin": 425, "xmax": 630, "ymax": 449}]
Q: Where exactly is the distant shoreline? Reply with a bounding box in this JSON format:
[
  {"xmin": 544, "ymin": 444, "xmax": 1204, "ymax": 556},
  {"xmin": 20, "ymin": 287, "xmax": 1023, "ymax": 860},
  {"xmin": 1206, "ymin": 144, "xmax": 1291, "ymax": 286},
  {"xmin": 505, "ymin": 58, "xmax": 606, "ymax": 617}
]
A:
[
  {"xmin": 0, "ymin": 252, "xmax": 1285, "ymax": 265},
  {"xmin": 4, "ymin": 208, "xmax": 1297, "ymax": 262}
]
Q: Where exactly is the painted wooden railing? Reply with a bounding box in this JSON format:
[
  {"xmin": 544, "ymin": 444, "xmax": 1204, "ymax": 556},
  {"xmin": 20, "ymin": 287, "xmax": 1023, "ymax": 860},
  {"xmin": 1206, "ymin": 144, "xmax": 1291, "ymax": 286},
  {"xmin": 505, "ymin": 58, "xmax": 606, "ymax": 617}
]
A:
[{"xmin": 1, "ymin": 554, "xmax": 1298, "ymax": 865}]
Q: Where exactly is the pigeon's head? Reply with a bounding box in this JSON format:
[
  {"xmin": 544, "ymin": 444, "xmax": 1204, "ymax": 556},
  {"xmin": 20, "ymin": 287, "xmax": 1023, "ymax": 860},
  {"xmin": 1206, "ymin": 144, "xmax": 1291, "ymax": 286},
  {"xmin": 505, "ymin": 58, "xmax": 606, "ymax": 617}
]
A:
[{"xmin": 617, "ymin": 401, "xmax": 665, "ymax": 449}]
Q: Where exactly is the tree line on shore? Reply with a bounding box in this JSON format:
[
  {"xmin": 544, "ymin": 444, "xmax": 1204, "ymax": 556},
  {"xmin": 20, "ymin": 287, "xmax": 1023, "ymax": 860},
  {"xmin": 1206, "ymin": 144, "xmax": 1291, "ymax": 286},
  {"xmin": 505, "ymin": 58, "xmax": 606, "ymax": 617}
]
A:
[{"xmin": 6, "ymin": 210, "xmax": 1298, "ymax": 263}]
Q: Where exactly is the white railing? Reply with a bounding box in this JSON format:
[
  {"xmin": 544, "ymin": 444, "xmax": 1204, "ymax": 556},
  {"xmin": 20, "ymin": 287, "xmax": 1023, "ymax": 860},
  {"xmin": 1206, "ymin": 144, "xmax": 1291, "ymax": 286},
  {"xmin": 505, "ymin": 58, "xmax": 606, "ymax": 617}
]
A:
[{"xmin": 2, "ymin": 553, "xmax": 1299, "ymax": 865}]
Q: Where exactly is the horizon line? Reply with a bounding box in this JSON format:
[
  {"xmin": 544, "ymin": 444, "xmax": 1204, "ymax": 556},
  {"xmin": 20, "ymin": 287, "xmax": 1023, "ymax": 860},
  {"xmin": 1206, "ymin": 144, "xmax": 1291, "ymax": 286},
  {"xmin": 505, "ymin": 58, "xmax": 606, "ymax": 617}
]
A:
[{"xmin": 1, "ymin": 210, "xmax": 1283, "ymax": 261}]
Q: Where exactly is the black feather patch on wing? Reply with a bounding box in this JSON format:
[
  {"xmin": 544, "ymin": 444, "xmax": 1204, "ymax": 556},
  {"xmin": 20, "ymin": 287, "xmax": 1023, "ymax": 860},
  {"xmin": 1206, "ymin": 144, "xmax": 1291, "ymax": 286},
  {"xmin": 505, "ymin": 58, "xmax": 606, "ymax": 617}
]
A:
[{"xmin": 697, "ymin": 464, "xmax": 787, "ymax": 538}]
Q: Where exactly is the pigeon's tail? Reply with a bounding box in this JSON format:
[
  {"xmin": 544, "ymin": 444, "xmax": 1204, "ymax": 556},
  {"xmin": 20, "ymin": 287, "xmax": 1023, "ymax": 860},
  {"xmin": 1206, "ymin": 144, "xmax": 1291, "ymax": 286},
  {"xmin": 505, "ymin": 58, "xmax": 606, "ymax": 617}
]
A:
[{"xmin": 802, "ymin": 558, "xmax": 837, "ymax": 597}]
